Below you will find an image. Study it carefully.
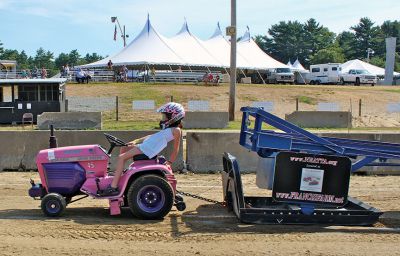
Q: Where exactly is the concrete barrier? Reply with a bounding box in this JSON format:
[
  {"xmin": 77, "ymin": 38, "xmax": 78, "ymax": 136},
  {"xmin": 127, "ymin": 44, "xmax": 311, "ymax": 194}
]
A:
[
  {"xmin": 186, "ymin": 132, "xmax": 400, "ymax": 174},
  {"xmin": 183, "ymin": 112, "xmax": 229, "ymax": 129},
  {"xmin": 0, "ymin": 131, "xmax": 184, "ymax": 171},
  {"xmin": 37, "ymin": 112, "xmax": 102, "ymax": 130},
  {"xmin": 186, "ymin": 132, "xmax": 259, "ymax": 172},
  {"xmin": 285, "ymin": 111, "xmax": 351, "ymax": 128}
]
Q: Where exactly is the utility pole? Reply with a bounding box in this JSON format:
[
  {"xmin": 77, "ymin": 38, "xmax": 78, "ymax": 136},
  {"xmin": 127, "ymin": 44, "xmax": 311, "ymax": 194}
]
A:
[
  {"xmin": 228, "ymin": 0, "xmax": 237, "ymax": 121},
  {"xmin": 111, "ymin": 16, "xmax": 129, "ymax": 47}
]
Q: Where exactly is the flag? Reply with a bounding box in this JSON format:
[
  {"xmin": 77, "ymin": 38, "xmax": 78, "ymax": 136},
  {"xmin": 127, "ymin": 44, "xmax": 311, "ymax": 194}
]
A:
[{"xmin": 114, "ymin": 25, "xmax": 117, "ymax": 41}]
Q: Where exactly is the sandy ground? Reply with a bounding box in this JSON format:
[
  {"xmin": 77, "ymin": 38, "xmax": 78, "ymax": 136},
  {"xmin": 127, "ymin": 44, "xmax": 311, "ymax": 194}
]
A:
[
  {"xmin": 1, "ymin": 172, "xmax": 400, "ymax": 256},
  {"xmin": 66, "ymin": 83, "xmax": 400, "ymax": 127}
]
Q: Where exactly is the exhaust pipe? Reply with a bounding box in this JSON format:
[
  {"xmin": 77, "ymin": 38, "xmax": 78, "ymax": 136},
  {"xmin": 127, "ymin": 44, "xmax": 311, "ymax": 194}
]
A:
[{"xmin": 49, "ymin": 124, "xmax": 58, "ymax": 148}]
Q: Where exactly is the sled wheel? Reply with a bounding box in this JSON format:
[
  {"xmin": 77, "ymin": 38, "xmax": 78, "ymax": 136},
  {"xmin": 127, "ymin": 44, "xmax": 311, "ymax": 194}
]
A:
[
  {"xmin": 127, "ymin": 175, "xmax": 174, "ymax": 219},
  {"xmin": 41, "ymin": 193, "xmax": 66, "ymax": 217}
]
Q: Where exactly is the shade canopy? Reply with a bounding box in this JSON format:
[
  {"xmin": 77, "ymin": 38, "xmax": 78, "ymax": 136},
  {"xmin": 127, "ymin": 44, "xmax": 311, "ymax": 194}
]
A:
[
  {"xmin": 81, "ymin": 16, "xmax": 287, "ymax": 70},
  {"xmin": 340, "ymin": 59, "xmax": 399, "ymax": 76}
]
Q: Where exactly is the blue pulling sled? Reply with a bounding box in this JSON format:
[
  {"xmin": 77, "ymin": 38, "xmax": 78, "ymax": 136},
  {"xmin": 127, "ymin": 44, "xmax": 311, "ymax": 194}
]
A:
[{"xmin": 221, "ymin": 107, "xmax": 400, "ymax": 225}]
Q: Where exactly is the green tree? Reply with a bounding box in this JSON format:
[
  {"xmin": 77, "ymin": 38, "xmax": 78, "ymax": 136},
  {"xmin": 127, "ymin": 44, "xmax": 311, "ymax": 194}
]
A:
[
  {"xmin": 310, "ymin": 45, "xmax": 345, "ymax": 64},
  {"xmin": 68, "ymin": 49, "xmax": 80, "ymax": 66},
  {"xmin": 351, "ymin": 17, "xmax": 382, "ymax": 59},
  {"xmin": 0, "ymin": 40, "xmax": 3, "ymax": 55},
  {"xmin": 83, "ymin": 53, "xmax": 104, "ymax": 64},
  {"xmin": 258, "ymin": 20, "xmax": 306, "ymax": 64},
  {"xmin": 55, "ymin": 53, "xmax": 70, "ymax": 69},
  {"xmin": 254, "ymin": 19, "xmax": 336, "ymax": 66},
  {"xmin": 336, "ymin": 31, "xmax": 358, "ymax": 60}
]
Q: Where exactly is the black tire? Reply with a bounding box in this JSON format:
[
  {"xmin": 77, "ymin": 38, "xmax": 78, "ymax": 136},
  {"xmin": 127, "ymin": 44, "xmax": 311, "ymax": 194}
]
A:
[
  {"xmin": 127, "ymin": 175, "xmax": 174, "ymax": 219},
  {"xmin": 310, "ymin": 80, "xmax": 315, "ymax": 85},
  {"xmin": 315, "ymin": 80, "xmax": 321, "ymax": 85},
  {"xmin": 355, "ymin": 77, "xmax": 360, "ymax": 86},
  {"xmin": 371, "ymin": 83, "xmax": 375, "ymax": 87},
  {"xmin": 41, "ymin": 193, "xmax": 66, "ymax": 217},
  {"xmin": 340, "ymin": 78, "xmax": 345, "ymax": 85}
]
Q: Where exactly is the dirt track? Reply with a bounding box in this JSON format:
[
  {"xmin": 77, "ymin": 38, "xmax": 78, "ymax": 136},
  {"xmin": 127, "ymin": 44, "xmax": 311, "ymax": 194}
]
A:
[{"xmin": 1, "ymin": 172, "xmax": 400, "ymax": 256}]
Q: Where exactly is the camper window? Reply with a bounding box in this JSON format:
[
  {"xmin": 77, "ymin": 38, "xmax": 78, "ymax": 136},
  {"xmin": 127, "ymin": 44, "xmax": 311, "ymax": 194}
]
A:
[
  {"xmin": 324, "ymin": 68, "xmax": 328, "ymax": 72},
  {"xmin": 332, "ymin": 67, "xmax": 338, "ymax": 71},
  {"xmin": 311, "ymin": 68, "xmax": 320, "ymax": 73}
]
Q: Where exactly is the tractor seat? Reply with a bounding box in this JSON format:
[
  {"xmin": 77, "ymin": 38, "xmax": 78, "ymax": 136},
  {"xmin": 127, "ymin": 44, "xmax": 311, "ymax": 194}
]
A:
[{"xmin": 133, "ymin": 154, "xmax": 157, "ymax": 161}]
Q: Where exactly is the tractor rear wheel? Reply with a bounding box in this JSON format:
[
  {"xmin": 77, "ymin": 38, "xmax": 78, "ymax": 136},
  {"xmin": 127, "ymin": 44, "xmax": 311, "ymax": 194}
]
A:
[
  {"xmin": 41, "ymin": 193, "xmax": 66, "ymax": 217},
  {"xmin": 127, "ymin": 175, "xmax": 174, "ymax": 219}
]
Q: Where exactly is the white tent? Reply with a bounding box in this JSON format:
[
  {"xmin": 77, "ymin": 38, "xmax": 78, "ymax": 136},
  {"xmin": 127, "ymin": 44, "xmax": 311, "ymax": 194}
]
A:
[
  {"xmin": 291, "ymin": 59, "xmax": 307, "ymax": 71},
  {"xmin": 237, "ymin": 30, "xmax": 288, "ymax": 69},
  {"xmin": 168, "ymin": 20, "xmax": 222, "ymax": 67},
  {"xmin": 340, "ymin": 59, "xmax": 399, "ymax": 76},
  {"xmin": 202, "ymin": 23, "xmax": 253, "ymax": 69},
  {"xmin": 82, "ymin": 16, "xmax": 184, "ymax": 68},
  {"xmin": 81, "ymin": 16, "xmax": 287, "ymax": 70}
]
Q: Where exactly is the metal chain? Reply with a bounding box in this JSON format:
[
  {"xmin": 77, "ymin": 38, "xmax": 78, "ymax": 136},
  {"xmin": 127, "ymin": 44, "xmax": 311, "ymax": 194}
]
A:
[{"xmin": 176, "ymin": 190, "xmax": 225, "ymax": 206}]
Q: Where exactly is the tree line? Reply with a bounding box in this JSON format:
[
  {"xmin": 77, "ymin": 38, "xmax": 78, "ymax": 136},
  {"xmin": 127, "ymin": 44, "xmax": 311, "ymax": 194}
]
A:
[
  {"xmin": 254, "ymin": 17, "xmax": 400, "ymax": 70},
  {"xmin": 0, "ymin": 42, "xmax": 104, "ymax": 77}
]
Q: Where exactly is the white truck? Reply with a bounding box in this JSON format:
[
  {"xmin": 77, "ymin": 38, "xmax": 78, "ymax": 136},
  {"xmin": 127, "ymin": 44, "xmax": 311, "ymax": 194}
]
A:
[
  {"xmin": 339, "ymin": 69, "xmax": 377, "ymax": 86},
  {"xmin": 266, "ymin": 68, "xmax": 295, "ymax": 84},
  {"xmin": 306, "ymin": 63, "xmax": 341, "ymax": 85}
]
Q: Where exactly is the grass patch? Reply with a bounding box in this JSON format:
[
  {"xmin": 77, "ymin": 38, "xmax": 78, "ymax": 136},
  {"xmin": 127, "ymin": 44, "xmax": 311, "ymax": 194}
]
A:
[
  {"xmin": 384, "ymin": 89, "xmax": 400, "ymax": 93},
  {"xmin": 297, "ymin": 95, "xmax": 317, "ymax": 105},
  {"xmin": 103, "ymin": 120, "xmax": 159, "ymax": 130}
]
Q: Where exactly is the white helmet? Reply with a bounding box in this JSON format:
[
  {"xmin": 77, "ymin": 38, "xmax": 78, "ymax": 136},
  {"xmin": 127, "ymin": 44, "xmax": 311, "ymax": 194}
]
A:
[{"xmin": 157, "ymin": 102, "xmax": 185, "ymax": 129}]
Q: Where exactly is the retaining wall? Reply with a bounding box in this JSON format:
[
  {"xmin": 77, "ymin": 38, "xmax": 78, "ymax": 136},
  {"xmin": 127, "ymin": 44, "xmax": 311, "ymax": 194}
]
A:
[
  {"xmin": 186, "ymin": 132, "xmax": 400, "ymax": 174},
  {"xmin": 285, "ymin": 111, "xmax": 351, "ymax": 128},
  {"xmin": 0, "ymin": 131, "xmax": 184, "ymax": 171},
  {"xmin": 37, "ymin": 112, "xmax": 102, "ymax": 130},
  {"xmin": 183, "ymin": 112, "xmax": 229, "ymax": 129}
]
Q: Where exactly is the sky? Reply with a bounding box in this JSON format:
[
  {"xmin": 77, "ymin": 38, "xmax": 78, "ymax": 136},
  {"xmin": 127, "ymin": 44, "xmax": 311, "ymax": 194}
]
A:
[{"xmin": 1, "ymin": 0, "xmax": 400, "ymax": 58}]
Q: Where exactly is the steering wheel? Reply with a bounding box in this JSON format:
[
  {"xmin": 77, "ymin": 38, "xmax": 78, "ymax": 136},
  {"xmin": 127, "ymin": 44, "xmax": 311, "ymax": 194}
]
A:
[{"xmin": 104, "ymin": 133, "xmax": 128, "ymax": 147}]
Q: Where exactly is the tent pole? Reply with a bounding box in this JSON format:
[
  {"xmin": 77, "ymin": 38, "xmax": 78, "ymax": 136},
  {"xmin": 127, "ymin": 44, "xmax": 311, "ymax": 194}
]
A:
[
  {"xmin": 240, "ymin": 69, "xmax": 247, "ymax": 77},
  {"xmin": 188, "ymin": 66, "xmax": 192, "ymax": 72},
  {"xmin": 169, "ymin": 65, "xmax": 178, "ymax": 84},
  {"xmin": 256, "ymin": 70, "xmax": 266, "ymax": 84}
]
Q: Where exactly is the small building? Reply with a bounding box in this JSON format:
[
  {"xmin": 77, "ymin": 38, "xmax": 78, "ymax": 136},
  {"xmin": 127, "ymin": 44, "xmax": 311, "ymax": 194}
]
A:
[
  {"xmin": 0, "ymin": 60, "xmax": 17, "ymax": 79},
  {"xmin": 0, "ymin": 78, "xmax": 67, "ymax": 124}
]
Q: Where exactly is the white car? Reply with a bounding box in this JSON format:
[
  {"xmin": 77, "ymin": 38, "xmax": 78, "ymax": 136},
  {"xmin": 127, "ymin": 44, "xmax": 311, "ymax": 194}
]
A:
[{"xmin": 340, "ymin": 69, "xmax": 377, "ymax": 86}]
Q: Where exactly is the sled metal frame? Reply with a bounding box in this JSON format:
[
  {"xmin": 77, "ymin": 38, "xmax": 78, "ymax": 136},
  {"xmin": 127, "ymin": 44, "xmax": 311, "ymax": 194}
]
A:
[
  {"xmin": 221, "ymin": 107, "xmax": 400, "ymax": 225},
  {"xmin": 222, "ymin": 153, "xmax": 382, "ymax": 225}
]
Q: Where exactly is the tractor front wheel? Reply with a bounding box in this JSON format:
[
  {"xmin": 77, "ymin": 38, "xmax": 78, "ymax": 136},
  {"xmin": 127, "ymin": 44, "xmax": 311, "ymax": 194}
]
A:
[
  {"xmin": 127, "ymin": 175, "xmax": 174, "ymax": 219},
  {"xmin": 41, "ymin": 193, "xmax": 66, "ymax": 217}
]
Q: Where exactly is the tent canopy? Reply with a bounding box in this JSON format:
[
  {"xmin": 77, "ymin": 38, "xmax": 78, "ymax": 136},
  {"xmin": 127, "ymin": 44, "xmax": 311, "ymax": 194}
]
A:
[
  {"xmin": 340, "ymin": 59, "xmax": 399, "ymax": 76},
  {"xmin": 80, "ymin": 16, "xmax": 287, "ymax": 70},
  {"xmin": 291, "ymin": 58, "xmax": 306, "ymax": 71}
]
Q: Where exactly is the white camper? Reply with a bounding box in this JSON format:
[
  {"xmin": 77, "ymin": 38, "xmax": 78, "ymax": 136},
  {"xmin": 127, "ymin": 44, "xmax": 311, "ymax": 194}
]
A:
[{"xmin": 307, "ymin": 63, "xmax": 341, "ymax": 85}]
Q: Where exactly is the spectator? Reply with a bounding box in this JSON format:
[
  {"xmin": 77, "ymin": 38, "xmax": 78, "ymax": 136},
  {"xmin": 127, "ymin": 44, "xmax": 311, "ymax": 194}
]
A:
[
  {"xmin": 41, "ymin": 67, "xmax": 47, "ymax": 79},
  {"xmin": 107, "ymin": 60, "xmax": 113, "ymax": 70},
  {"xmin": 123, "ymin": 65, "xmax": 128, "ymax": 82},
  {"xmin": 75, "ymin": 68, "xmax": 87, "ymax": 83},
  {"xmin": 150, "ymin": 67, "xmax": 156, "ymax": 81},
  {"xmin": 21, "ymin": 69, "xmax": 28, "ymax": 79},
  {"xmin": 32, "ymin": 66, "xmax": 39, "ymax": 78}
]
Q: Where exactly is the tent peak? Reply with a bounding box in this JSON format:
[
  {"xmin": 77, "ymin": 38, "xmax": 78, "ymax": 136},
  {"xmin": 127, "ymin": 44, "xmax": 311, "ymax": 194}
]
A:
[
  {"xmin": 209, "ymin": 22, "xmax": 223, "ymax": 39},
  {"xmin": 239, "ymin": 26, "xmax": 251, "ymax": 42},
  {"xmin": 177, "ymin": 18, "xmax": 191, "ymax": 35}
]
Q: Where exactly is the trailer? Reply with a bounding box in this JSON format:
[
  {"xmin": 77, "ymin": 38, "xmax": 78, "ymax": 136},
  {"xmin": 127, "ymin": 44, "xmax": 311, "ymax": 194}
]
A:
[{"xmin": 222, "ymin": 107, "xmax": 400, "ymax": 225}]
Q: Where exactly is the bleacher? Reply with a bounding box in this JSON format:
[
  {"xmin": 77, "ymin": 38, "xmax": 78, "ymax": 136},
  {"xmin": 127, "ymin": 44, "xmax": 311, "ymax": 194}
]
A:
[{"xmin": 149, "ymin": 71, "xmax": 222, "ymax": 84}]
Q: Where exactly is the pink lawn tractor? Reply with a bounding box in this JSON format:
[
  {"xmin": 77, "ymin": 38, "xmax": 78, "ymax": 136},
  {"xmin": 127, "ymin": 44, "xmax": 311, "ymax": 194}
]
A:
[{"xmin": 28, "ymin": 128, "xmax": 186, "ymax": 219}]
